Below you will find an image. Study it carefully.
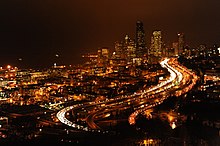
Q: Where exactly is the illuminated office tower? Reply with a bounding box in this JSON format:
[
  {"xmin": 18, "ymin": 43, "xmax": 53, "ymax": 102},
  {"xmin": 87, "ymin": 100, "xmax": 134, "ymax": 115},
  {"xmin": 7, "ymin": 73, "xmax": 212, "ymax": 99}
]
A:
[
  {"xmin": 114, "ymin": 41, "xmax": 124, "ymax": 59},
  {"xmin": 135, "ymin": 21, "xmax": 146, "ymax": 58},
  {"xmin": 110, "ymin": 41, "xmax": 126, "ymax": 68},
  {"xmin": 198, "ymin": 44, "xmax": 206, "ymax": 57},
  {"xmin": 149, "ymin": 30, "xmax": 163, "ymax": 63},
  {"xmin": 97, "ymin": 47, "xmax": 109, "ymax": 67},
  {"xmin": 124, "ymin": 35, "xmax": 136, "ymax": 64},
  {"xmin": 178, "ymin": 33, "xmax": 185, "ymax": 55},
  {"xmin": 82, "ymin": 53, "xmax": 98, "ymax": 66},
  {"xmin": 172, "ymin": 42, "xmax": 179, "ymax": 56}
]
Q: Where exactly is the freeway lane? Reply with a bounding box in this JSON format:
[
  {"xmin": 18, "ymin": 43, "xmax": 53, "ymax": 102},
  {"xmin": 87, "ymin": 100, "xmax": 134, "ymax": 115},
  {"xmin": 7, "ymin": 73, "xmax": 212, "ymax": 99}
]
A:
[
  {"xmin": 128, "ymin": 58, "xmax": 198, "ymax": 125},
  {"xmin": 56, "ymin": 57, "xmax": 198, "ymax": 132}
]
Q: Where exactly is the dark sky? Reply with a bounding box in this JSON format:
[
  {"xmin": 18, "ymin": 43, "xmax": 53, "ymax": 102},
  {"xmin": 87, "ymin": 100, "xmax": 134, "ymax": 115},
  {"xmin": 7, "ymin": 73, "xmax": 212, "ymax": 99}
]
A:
[{"xmin": 0, "ymin": 0, "xmax": 220, "ymax": 68}]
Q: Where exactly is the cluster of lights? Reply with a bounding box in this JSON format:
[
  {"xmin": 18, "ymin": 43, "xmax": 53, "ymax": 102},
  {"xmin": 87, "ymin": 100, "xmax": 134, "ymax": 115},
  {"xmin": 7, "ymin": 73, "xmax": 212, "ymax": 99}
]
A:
[
  {"xmin": 40, "ymin": 101, "xmax": 64, "ymax": 111},
  {"xmin": 56, "ymin": 57, "xmax": 198, "ymax": 132},
  {"xmin": 171, "ymin": 60, "xmax": 198, "ymax": 97},
  {"xmin": 56, "ymin": 104, "xmax": 109, "ymax": 133},
  {"xmin": 204, "ymin": 75, "xmax": 220, "ymax": 81},
  {"xmin": 57, "ymin": 58, "xmax": 182, "ymax": 127},
  {"xmin": 55, "ymin": 82, "xmax": 163, "ymax": 131},
  {"xmin": 128, "ymin": 58, "xmax": 196, "ymax": 125}
]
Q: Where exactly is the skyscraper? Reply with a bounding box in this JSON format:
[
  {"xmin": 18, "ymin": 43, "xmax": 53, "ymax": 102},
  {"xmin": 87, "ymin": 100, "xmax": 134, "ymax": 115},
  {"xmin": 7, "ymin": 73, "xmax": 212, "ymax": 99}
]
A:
[
  {"xmin": 114, "ymin": 41, "xmax": 124, "ymax": 59},
  {"xmin": 124, "ymin": 35, "xmax": 136, "ymax": 64},
  {"xmin": 113, "ymin": 35, "xmax": 136, "ymax": 65},
  {"xmin": 149, "ymin": 30, "xmax": 163, "ymax": 63},
  {"xmin": 135, "ymin": 21, "xmax": 146, "ymax": 58},
  {"xmin": 178, "ymin": 33, "xmax": 185, "ymax": 55},
  {"xmin": 172, "ymin": 42, "xmax": 179, "ymax": 56},
  {"xmin": 97, "ymin": 47, "xmax": 109, "ymax": 67}
]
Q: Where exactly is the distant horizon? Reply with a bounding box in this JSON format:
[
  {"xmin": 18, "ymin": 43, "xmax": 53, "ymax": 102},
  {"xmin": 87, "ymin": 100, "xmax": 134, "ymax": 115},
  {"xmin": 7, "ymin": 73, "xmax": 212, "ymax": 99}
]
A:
[
  {"xmin": 0, "ymin": 39, "xmax": 219, "ymax": 69},
  {"xmin": 1, "ymin": 0, "xmax": 220, "ymax": 68}
]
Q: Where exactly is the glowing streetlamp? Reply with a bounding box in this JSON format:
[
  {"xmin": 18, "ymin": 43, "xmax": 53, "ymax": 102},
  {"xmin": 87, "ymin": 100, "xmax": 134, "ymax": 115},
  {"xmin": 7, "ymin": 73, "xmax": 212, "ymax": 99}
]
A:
[{"xmin": 7, "ymin": 65, "xmax": 11, "ymax": 69}]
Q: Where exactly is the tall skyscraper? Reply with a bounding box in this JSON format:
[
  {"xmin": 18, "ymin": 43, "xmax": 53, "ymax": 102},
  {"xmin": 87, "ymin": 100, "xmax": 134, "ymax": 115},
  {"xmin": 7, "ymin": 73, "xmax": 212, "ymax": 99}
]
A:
[
  {"xmin": 172, "ymin": 42, "xmax": 179, "ymax": 56},
  {"xmin": 149, "ymin": 30, "xmax": 163, "ymax": 63},
  {"xmin": 97, "ymin": 47, "xmax": 109, "ymax": 67},
  {"xmin": 124, "ymin": 35, "xmax": 136, "ymax": 64},
  {"xmin": 178, "ymin": 33, "xmax": 185, "ymax": 55},
  {"xmin": 114, "ymin": 41, "xmax": 124, "ymax": 59},
  {"xmin": 135, "ymin": 21, "xmax": 146, "ymax": 58}
]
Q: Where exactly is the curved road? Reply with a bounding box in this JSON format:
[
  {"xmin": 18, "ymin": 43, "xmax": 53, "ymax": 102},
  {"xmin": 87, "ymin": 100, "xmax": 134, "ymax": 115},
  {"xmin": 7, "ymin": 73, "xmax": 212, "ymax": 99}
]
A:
[{"xmin": 56, "ymin": 57, "xmax": 198, "ymax": 132}]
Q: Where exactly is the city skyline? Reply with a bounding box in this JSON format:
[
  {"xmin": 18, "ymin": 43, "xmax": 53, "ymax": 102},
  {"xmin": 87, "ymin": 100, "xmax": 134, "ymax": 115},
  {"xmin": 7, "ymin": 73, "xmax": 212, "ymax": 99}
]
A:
[
  {"xmin": 0, "ymin": 0, "xmax": 220, "ymax": 68},
  {"xmin": 0, "ymin": 1, "xmax": 219, "ymax": 145}
]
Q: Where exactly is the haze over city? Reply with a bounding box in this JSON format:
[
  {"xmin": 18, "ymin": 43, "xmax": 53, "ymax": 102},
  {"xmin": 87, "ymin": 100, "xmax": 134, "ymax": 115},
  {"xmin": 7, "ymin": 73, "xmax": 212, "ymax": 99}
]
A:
[
  {"xmin": 0, "ymin": 0, "xmax": 220, "ymax": 68},
  {"xmin": 0, "ymin": 1, "xmax": 219, "ymax": 146}
]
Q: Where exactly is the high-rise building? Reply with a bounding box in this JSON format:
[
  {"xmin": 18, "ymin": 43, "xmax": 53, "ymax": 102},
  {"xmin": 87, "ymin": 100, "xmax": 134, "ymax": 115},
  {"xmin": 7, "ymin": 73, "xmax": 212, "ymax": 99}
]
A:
[
  {"xmin": 135, "ymin": 21, "xmax": 146, "ymax": 58},
  {"xmin": 172, "ymin": 42, "xmax": 179, "ymax": 56},
  {"xmin": 113, "ymin": 35, "xmax": 136, "ymax": 65},
  {"xmin": 149, "ymin": 30, "xmax": 163, "ymax": 63},
  {"xmin": 124, "ymin": 35, "xmax": 136, "ymax": 64},
  {"xmin": 178, "ymin": 33, "xmax": 185, "ymax": 55},
  {"xmin": 111, "ymin": 41, "xmax": 127, "ymax": 67},
  {"xmin": 82, "ymin": 53, "xmax": 98, "ymax": 66},
  {"xmin": 114, "ymin": 41, "xmax": 124, "ymax": 59},
  {"xmin": 97, "ymin": 47, "xmax": 109, "ymax": 67}
]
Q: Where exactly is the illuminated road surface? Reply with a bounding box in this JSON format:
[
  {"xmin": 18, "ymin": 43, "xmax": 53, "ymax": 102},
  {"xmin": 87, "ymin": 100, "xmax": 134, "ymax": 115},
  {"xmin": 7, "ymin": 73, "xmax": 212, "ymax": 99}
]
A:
[
  {"xmin": 128, "ymin": 58, "xmax": 198, "ymax": 125},
  {"xmin": 56, "ymin": 57, "xmax": 198, "ymax": 132}
]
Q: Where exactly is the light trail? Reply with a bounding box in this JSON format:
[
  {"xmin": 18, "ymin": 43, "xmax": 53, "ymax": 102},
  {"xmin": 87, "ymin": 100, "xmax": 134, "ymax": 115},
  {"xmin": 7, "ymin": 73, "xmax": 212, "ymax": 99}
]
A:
[
  {"xmin": 128, "ymin": 58, "xmax": 197, "ymax": 125},
  {"xmin": 56, "ymin": 57, "xmax": 198, "ymax": 132}
]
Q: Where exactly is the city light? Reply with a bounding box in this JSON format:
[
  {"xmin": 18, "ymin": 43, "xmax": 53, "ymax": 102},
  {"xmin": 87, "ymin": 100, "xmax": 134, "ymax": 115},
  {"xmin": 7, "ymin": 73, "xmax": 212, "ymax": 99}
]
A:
[{"xmin": 0, "ymin": 12, "xmax": 218, "ymax": 145}]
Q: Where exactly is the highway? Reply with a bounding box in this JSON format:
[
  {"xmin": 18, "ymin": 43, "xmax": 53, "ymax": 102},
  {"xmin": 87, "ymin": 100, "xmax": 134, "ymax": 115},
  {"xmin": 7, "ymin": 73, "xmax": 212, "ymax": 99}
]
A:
[
  {"xmin": 128, "ymin": 58, "xmax": 198, "ymax": 125},
  {"xmin": 56, "ymin": 57, "xmax": 198, "ymax": 132}
]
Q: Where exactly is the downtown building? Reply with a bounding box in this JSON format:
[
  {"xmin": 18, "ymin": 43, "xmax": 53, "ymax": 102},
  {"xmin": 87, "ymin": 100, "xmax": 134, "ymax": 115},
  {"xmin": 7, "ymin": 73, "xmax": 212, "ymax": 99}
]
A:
[
  {"xmin": 110, "ymin": 35, "xmax": 136, "ymax": 72},
  {"xmin": 148, "ymin": 30, "xmax": 163, "ymax": 64},
  {"xmin": 97, "ymin": 47, "xmax": 109, "ymax": 67},
  {"xmin": 135, "ymin": 21, "xmax": 147, "ymax": 63},
  {"xmin": 124, "ymin": 35, "xmax": 136, "ymax": 64},
  {"xmin": 178, "ymin": 33, "xmax": 185, "ymax": 55},
  {"xmin": 171, "ymin": 33, "xmax": 187, "ymax": 57}
]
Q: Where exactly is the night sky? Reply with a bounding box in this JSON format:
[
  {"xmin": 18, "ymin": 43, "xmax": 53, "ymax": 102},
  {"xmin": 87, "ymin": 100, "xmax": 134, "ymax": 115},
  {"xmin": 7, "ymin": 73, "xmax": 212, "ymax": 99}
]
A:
[{"xmin": 0, "ymin": 0, "xmax": 220, "ymax": 68}]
